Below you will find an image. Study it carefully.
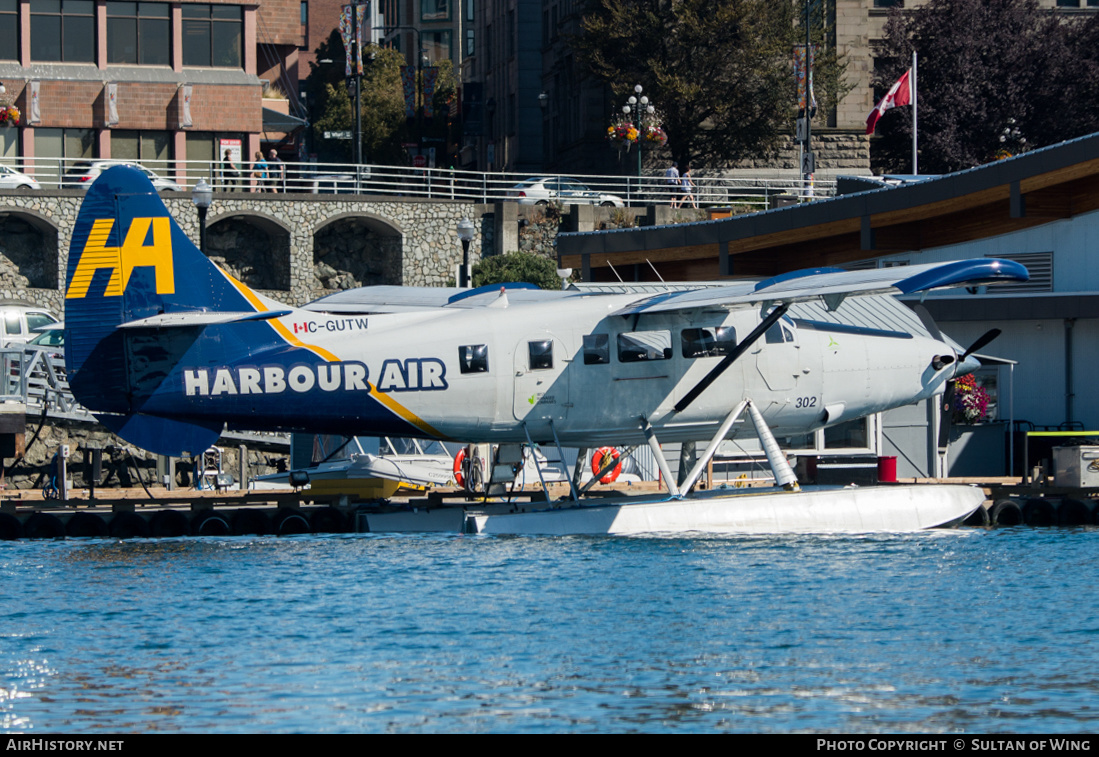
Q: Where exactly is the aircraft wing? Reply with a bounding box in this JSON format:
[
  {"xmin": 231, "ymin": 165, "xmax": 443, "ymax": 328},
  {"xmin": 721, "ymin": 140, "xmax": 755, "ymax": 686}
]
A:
[
  {"xmin": 305, "ymin": 282, "xmax": 580, "ymax": 314},
  {"xmin": 610, "ymin": 259, "xmax": 1029, "ymax": 316}
]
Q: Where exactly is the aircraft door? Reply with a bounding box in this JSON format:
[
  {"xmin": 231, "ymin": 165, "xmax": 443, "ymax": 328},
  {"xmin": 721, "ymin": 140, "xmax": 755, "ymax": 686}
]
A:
[
  {"xmin": 754, "ymin": 318, "xmax": 801, "ymax": 392},
  {"xmin": 513, "ymin": 333, "xmax": 569, "ymax": 429}
]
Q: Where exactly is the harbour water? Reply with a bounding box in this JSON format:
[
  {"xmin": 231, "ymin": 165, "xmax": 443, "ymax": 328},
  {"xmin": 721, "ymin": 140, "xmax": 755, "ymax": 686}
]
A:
[{"xmin": 1, "ymin": 526, "xmax": 1097, "ymax": 733}]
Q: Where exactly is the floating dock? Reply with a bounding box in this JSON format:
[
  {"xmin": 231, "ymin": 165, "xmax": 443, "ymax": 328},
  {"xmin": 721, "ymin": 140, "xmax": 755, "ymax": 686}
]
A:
[{"xmin": 0, "ymin": 476, "xmax": 1096, "ymax": 538}]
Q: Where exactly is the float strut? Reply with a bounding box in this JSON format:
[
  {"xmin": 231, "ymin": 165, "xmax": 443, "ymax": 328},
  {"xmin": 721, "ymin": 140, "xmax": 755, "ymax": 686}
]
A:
[
  {"xmin": 747, "ymin": 402, "xmax": 800, "ymax": 491},
  {"xmin": 641, "ymin": 416, "xmax": 680, "ymax": 497},
  {"xmin": 678, "ymin": 399, "xmax": 750, "ymax": 495}
]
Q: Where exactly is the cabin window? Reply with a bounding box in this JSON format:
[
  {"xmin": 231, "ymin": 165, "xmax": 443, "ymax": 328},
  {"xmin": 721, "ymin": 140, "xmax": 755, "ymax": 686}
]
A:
[
  {"xmin": 459, "ymin": 344, "xmax": 489, "ymax": 373},
  {"xmin": 765, "ymin": 321, "xmax": 795, "ymax": 344},
  {"xmin": 618, "ymin": 330, "xmax": 672, "ymax": 363},
  {"xmin": 583, "ymin": 334, "xmax": 609, "ymax": 364},
  {"xmin": 681, "ymin": 326, "xmax": 736, "ymax": 358},
  {"xmin": 528, "ymin": 340, "xmax": 553, "ymax": 370}
]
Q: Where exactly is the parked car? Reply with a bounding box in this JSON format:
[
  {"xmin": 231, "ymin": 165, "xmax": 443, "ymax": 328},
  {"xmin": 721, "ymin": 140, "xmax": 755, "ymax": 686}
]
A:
[
  {"xmin": 508, "ymin": 177, "xmax": 625, "ymax": 207},
  {"xmin": 62, "ymin": 160, "xmax": 183, "ymax": 191},
  {"xmin": 0, "ymin": 305, "xmax": 59, "ymax": 346},
  {"xmin": 26, "ymin": 322, "xmax": 64, "ymax": 351},
  {"xmin": 302, "ymin": 166, "xmax": 371, "ymax": 194},
  {"xmin": 0, "ymin": 165, "xmax": 41, "ymax": 191}
]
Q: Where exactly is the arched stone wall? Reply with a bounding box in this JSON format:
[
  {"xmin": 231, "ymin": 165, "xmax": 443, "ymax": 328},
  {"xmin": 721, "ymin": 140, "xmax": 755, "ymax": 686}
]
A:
[
  {"xmin": 207, "ymin": 212, "xmax": 293, "ymax": 292},
  {"xmin": 312, "ymin": 213, "xmax": 403, "ymax": 299}
]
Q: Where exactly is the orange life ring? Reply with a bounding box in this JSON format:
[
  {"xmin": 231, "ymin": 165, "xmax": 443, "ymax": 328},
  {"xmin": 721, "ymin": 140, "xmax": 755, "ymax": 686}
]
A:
[
  {"xmin": 453, "ymin": 448, "xmax": 467, "ymax": 488},
  {"xmin": 591, "ymin": 447, "xmax": 622, "ymax": 484}
]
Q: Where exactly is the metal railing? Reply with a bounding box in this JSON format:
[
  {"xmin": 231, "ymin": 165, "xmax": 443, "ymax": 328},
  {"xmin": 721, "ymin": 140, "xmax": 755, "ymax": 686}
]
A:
[{"xmin": 0, "ymin": 157, "xmax": 835, "ymax": 208}]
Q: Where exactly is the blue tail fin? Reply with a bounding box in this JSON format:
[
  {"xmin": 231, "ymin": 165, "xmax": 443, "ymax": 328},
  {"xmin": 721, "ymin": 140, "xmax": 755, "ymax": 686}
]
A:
[{"xmin": 64, "ymin": 165, "xmax": 269, "ymax": 455}]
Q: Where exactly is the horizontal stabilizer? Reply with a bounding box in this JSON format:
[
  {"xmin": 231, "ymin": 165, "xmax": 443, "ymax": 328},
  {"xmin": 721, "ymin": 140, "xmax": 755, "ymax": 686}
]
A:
[
  {"xmin": 119, "ymin": 310, "xmax": 293, "ymax": 329},
  {"xmin": 95, "ymin": 413, "xmax": 224, "ymax": 458}
]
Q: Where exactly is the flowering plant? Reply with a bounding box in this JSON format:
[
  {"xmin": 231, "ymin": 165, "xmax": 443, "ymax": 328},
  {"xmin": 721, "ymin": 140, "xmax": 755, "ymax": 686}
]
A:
[
  {"xmin": 642, "ymin": 124, "xmax": 667, "ymax": 146},
  {"xmin": 953, "ymin": 373, "xmax": 991, "ymax": 424},
  {"xmin": 607, "ymin": 121, "xmax": 639, "ymax": 148},
  {"xmin": 0, "ymin": 105, "xmax": 19, "ymax": 127}
]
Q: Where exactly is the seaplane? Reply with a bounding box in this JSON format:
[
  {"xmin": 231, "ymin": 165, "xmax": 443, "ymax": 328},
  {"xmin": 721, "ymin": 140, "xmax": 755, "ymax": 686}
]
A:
[{"xmin": 63, "ymin": 166, "xmax": 1028, "ymax": 534}]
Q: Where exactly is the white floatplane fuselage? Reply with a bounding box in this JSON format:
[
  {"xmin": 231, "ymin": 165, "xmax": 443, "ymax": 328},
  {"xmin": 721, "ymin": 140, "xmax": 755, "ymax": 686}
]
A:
[{"xmin": 61, "ymin": 167, "xmax": 1029, "ymax": 533}]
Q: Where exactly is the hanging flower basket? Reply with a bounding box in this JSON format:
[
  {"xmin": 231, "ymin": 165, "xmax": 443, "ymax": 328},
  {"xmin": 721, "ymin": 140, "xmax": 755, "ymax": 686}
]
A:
[
  {"xmin": 607, "ymin": 121, "xmax": 639, "ymax": 150},
  {"xmin": 641, "ymin": 124, "xmax": 667, "ymax": 147},
  {"xmin": 0, "ymin": 105, "xmax": 19, "ymax": 127},
  {"xmin": 953, "ymin": 373, "xmax": 991, "ymax": 424}
]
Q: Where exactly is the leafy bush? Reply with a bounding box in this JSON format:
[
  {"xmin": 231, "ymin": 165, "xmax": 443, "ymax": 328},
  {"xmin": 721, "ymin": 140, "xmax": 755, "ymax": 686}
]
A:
[{"xmin": 471, "ymin": 251, "xmax": 563, "ymax": 291}]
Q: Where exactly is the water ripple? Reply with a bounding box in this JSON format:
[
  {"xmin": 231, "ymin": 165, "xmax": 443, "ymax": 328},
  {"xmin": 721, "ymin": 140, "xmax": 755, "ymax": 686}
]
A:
[{"xmin": 0, "ymin": 528, "xmax": 1096, "ymax": 732}]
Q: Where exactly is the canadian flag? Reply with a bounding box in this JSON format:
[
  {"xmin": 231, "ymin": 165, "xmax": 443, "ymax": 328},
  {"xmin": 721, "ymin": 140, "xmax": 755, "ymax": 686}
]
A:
[{"xmin": 865, "ymin": 69, "xmax": 912, "ymax": 135}]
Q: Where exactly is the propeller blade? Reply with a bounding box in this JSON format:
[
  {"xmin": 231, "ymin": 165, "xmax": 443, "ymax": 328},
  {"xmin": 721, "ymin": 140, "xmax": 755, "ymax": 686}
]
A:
[
  {"xmin": 910, "ymin": 303, "xmax": 943, "ymax": 341},
  {"xmin": 960, "ymin": 328, "xmax": 1001, "ymax": 361},
  {"xmin": 937, "ymin": 380, "xmax": 956, "ymax": 451}
]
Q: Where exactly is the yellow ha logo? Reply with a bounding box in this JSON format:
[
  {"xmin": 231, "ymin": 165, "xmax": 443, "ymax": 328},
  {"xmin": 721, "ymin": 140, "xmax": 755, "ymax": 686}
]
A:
[{"xmin": 65, "ymin": 217, "xmax": 174, "ymax": 299}]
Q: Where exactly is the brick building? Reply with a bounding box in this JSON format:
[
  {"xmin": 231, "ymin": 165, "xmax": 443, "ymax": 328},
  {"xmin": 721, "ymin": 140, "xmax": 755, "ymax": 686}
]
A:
[{"xmin": 0, "ymin": 0, "xmax": 314, "ymax": 183}]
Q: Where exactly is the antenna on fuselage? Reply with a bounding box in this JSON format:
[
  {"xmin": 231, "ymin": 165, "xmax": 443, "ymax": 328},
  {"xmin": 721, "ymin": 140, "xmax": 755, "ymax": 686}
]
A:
[
  {"xmin": 645, "ymin": 259, "xmax": 667, "ymax": 287},
  {"xmin": 605, "ymin": 260, "xmax": 624, "ymax": 283}
]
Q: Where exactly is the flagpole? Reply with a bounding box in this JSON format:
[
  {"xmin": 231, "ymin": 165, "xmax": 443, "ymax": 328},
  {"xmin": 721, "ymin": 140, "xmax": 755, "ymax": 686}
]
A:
[{"xmin": 912, "ymin": 50, "xmax": 918, "ymax": 175}]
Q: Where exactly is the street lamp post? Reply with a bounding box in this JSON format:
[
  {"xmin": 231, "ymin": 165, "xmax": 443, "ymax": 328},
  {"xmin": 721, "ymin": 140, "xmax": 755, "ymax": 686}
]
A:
[
  {"xmin": 347, "ymin": 2, "xmax": 368, "ymax": 167},
  {"xmin": 621, "ymin": 84, "xmax": 654, "ymax": 178},
  {"xmin": 191, "ymin": 179, "xmax": 213, "ymax": 254},
  {"xmin": 457, "ymin": 216, "xmax": 475, "ymax": 288}
]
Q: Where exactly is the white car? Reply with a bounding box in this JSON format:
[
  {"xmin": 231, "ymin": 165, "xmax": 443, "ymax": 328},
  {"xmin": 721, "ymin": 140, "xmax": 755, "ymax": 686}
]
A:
[
  {"xmin": 0, "ymin": 165, "xmax": 41, "ymax": 191},
  {"xmin": 508, "ymin": 177, "xmax": 625, "ymax": 207},
  {"xmin": 63, "ymin": 160, "xmax": 183, "ymax": 191},
  {"xmin": 0, "ymin": 305, "xmax": 59, "ymax": 346}
]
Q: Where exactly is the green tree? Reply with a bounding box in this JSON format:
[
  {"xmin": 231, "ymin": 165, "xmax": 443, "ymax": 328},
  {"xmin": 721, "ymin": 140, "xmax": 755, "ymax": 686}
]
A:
[
  {"xmin": 576, "ymin": 0, "xmax": 848, "ymax": 170},
  {"xmin": 472, "ymin": 252, "xmax": 563, "ymax": 291},
  {"xmin": 305, "ymin": 33, "xmax": 457, "ymax": 165},
  {"xmin": 872, "ymin": 0, "xmax": 1099, "ymax": 174}
]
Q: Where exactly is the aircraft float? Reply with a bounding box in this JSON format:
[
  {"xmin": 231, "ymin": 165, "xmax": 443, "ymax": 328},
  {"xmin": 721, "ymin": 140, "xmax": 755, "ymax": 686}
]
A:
[{"xmin": 63, "ymin": 166, "xmax": 1028, "ymax": 534}]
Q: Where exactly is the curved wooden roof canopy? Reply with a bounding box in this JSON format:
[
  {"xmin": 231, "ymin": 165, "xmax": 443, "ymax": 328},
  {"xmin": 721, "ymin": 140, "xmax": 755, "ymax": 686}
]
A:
[{"xmin": 557, "ymin": 132, "xmax": 1099, "ymax": 283}]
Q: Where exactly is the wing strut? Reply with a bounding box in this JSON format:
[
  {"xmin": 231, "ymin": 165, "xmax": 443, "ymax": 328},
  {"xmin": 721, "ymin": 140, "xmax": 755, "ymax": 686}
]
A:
[{"xmin": 674, "ymin": 303, "xmax": 790, "ymax": 413}]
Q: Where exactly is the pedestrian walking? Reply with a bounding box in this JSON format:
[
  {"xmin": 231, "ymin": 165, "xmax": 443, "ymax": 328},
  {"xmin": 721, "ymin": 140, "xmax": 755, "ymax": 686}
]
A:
[
  {"xmin": 221, "ymin": 149, "xmax": 240, "ymax": 189},
  {"xmin": 664, "ymin": 161, "xmax": 680, "ymax": 206},
  {"xmin": 680, "ymin": 166, "xmax": 697, "ymax": 209},
  {"xmin": 267, "ymin": 149, "xmax": 284, "ymax": 192},
  {"xmin": 250, "ymin": 151, "xmax": 267, "ymax": 192}
]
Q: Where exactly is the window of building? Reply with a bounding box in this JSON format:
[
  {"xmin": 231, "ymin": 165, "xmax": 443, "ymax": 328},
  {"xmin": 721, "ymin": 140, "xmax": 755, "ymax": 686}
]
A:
[
  {"xmin": 107, "ymin": 2, "xmax": 170, "ymax": 66},
  {"xmin": 824, "ymin": 418, "xmax": 870, "ymax": 450},
  {"xmin": 459, "ymin": 344, "xmax": 489, "ymax": 373},
  {"xmin": 421, "ymin": 30, "xmax": 451, "ymax": 63},
  {"xmin": 421, "ymin": 0, "xmax": 448, "ymax": 21},
  {"xmin": 299, "ymin": 1, "xmax": 308, "ymax": 49},
  {"xmin": 111, "ymin": 130, "xmax": 171, "ymax": 176},
  {"xmin": 618, "ymin": 331, "xmax": 672, "ymax": 363},
  {"xmin": 182, "ymin": 4, "xmax": 242, "ymax": 68},
  {"xmin": 0, "ymin": 129, "xmax": 19, "ymax": 160},
  {"xmin": 873, "ymin": 0, "xmax": 903, "ymax": 7},
  {"xmin": 583, "ymin": 334, "xmax": 609, "ymax": 365},
  {"xmin": 465, "ymin": 28, "xmax": 474, "ymax": 57},
  {"xmin": 31, "ymin": 0, "xmax": 95, "ymax": 63},
  {"xmin": 528, "ymin": 340, "xmax": 553, "ymax": 370},
  {"xmin": 681, "ymin": 327, "xmax": 736, "ymax": 358},
  {"xmin": 35, "ymin": 128, "xmax": 96, "ymax": 170},
  {"xmin": 185, "ymin": 132, "xmax": 244, "ymax": 168},
  {"xmin": 1056, "ymin": 0, "xmax": 1081, "ymax": 6},
  {"xmin": 0, "ymin": 0, "xmax": 17, "ymax": 61}
]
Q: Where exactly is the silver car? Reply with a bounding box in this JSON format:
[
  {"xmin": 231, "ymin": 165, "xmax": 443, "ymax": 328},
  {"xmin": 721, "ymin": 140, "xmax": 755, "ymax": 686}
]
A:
[
  {"xmin": 63, "ymin": 160, "xmax": 183, "ymax": 191},
  {"xmin": 0, "ymin": 165, "xmax": 41, "ymax": 191},
  {"xmin": 508, "ymin": 177, "xmax": 625, "ymax": 207}
]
